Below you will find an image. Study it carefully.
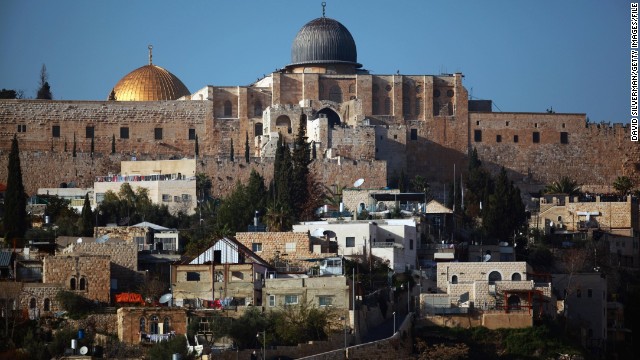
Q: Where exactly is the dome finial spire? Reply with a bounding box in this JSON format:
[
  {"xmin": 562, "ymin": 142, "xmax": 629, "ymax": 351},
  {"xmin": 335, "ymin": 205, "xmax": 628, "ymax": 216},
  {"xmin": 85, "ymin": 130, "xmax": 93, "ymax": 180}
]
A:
[
  {"xmin": 322, "ymin": 2, "xmax": 326, "ymax": 17},
  {"xmin": 148, "ymin": 44, "xmax": 153, "ymax": 65}
]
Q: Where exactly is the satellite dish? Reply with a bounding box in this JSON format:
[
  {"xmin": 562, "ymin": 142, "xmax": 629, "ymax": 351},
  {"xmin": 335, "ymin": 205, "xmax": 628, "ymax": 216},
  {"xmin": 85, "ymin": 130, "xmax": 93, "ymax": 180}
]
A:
[
  {"xmin": 76, "ymin": 238, "xmax": 83, "ymax": 243},
  {"xmin": 322, "ymin": 230, "xmax": 337, "ymax": 239},
  {"xmin": 483, "ymin": 254, "xmax": 492, "ymax": 262},
  {"xmin": 159, "ymin": 293, "xmax": 173, "ymax": 304},
  {"xmin": 79, "ymin": 346, "xmax": 88, "ymax": 355},
  {"xmin": 353, "ymin": 178, "xmax": 365, "ymax": 188},
  {"xmin": 311, "ymin": 228, "xmax": 326, "ymax": 237}
]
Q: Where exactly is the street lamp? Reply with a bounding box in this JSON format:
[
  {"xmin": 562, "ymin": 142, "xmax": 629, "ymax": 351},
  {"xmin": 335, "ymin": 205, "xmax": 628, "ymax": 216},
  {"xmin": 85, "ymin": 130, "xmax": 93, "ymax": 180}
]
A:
[
  {"xmin": 339, "ymin": 315, "xmax": 347, "ymax": 358},
  {"xmin": 256, "ymin": 331, "xmax": 266, "ymax": 360},
  {"xmin": 401, "ymin": 282, "xmax": 410, "ymax": 314},
  {"xmin": 392, "ymin": 311, "xmax": 396, "ymax": 335}
]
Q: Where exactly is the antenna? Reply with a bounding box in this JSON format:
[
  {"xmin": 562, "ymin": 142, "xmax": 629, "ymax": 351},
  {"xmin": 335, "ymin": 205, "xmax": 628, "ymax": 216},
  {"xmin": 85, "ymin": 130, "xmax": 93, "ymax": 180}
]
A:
[{"xmin": 322, "ymin": 2, "xmax": 326, "ymax": 17}]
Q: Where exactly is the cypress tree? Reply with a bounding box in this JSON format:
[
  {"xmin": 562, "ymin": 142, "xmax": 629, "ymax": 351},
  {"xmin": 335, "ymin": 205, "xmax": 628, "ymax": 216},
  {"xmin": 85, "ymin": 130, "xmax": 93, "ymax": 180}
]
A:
[
  {"xmin": 195, "ymin": 134, "xmax": 199, "ymax": 157},
  {"xmin": 36, "ymin": 64, "xmax": 52, "ymax": 100},
  {"xmin": 80, "ymin": 193, "xmax": 93, "ymax": 236},
  {"xmin": 245, "ymin": 131, "xmax": 250, "ymax": 163},
  {"xmin": 291, "ymin": 119, "xmax": 311, "ymax": 219},
  {"xmin": 230, "ymin": 138, "xmax": 234, "ymax": 162},
  {"xmin": 4, "ymin": 135, "xmax": 28, "ymax": 243},
  {"xmin": 111, "ymin": 134, "xmax": 116, "ymax": 154},
  {"xmin": 72, "ymin": 133, "xmax": 77, "ymax": 157},
  {"xmin": 64, "ymin": 138, "xmax": 67, "ymax": 152}
]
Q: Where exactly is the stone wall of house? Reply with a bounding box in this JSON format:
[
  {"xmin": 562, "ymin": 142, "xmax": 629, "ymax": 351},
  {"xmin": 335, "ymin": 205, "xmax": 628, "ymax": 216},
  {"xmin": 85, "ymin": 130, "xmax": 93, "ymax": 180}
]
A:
[
  {"xmin": 43, "ymin": 255, "xmax": 111, "ymax": 303},
  {"xmin": 235, "ymin": 232, "xmax": 320, "ymax": 267},
  {"xmin": 65, "ymin": 313, "xmax": 118, "ymax": 335},
  {"xmin": 117, "ymin": 307, "xmax": 187, "ymax": 344},
  {"xmin": 20, "ymin": 283, "xmax": 63, "ymax": 315},
  {"xmin": 436, "ymin": 262, "xmax": 530, "ymax": 293},
  {"xmin": 533, "ymin": 196, "xmax": 637, "ymax": 232},
  {"xmin": 67, "ymin": 240, "xmax": 142, "ymax": 292}
]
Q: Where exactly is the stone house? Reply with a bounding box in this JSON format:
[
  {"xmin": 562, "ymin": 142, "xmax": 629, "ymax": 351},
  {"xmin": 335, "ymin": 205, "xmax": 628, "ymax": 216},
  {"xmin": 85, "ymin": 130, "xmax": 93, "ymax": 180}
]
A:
[
  {"xmin": 293, "ymin": 219, "xmax": 418, "ymax": 272},
  {"xmin": 263, "ymin": 275, "xmax": 351, "ymax": 315},
  {"xmin": 172, "ymin": 237, "xmax": 272, "ymax": 308},
  {"xmin": 235, "ymin": 232, "xmax": 336, "ymax": 272},
  {"xmin": 532, "ymin": 194, "xmax": 639, "ymax": 237},
  {"xmin": 421, "ymin": 261, "xmax": 554, "ymax": 329},
  {"xmin": 43, "ymin": 254, "xmax": 111, "ymax": 304},
  {"xmin": 117, "ymin": 307, "xmax": 188, "ymax": 344},
  {"xmin": 552, "ymin": 272, "xmax": 607, "ymax": 354},
  {"xmin": 61, "ymin": 238, "xmax": 143, "ymax": 294},
  {"xmin": 94, "ymin": 221, "xmax": 180, "ymax": 253}
]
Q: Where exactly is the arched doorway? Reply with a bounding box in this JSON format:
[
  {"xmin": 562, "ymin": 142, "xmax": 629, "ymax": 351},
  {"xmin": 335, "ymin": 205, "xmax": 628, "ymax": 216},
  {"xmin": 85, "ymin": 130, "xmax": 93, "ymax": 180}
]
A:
[
  {"xmin": 275, "ymin": 115, "xmax": 292, "ymax": 134},
  {"xmin": 507, "ymin": 294, "xmax": 521, "ymax": 310},
  {"xmin": 317, "ymin": 108, "xmax": 341, "ymax": 128}
]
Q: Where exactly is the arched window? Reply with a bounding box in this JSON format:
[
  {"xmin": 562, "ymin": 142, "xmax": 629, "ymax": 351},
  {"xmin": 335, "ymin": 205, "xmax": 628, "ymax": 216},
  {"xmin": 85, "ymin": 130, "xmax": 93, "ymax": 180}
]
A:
[
  {"xmin": 447, "ymin": 102, "xmax": 453, "ymax": 116},
  {"xmin": 43, "ymin": 298, "xmax": 51, "ymax": 311},
  {"xmin": 29, "ymin": 298, "xmax": 36, "ymax": 309},
  {"xmin": 433, "ymin": 101, "xmax": 440, "ymax": 116},
  {"xmin": 253, "ymin": 101, "xmax": 263, "ymax": 117},
  {"xmin": 254, "ymin": 122, "xmax": 263, "ymax": 137},
  {"xmin": 163, "ymin": 317, "xmax": 171, "ymax": 334},
  {"xmin": 223, "ymin": 100, "xmax": 232, "ymax": 117},
  {"xmin": 372, "ymin": 98, "xmax": 380, "ymax": 114},
  {"xmin": 329, "ymin": 85, "xmax": 343, "ymax": 103},
  {"xmin": 79, "ymin": 277, "xmax": 86, "ymax": 291},
  {"xmin": 348, "ymin": 83, "xmax": 355, "ymax": 94},
  {"xmin": 70, "ymin": 278, "xmax": 76, "ymax": 290},
  {"xmin": 512, "ymin": 273, "xmax": 522, "ymax": 281},
  {"xmin": 415, "ymin": 97, "xmax": 422, "ymax": 115},
  {"xmin": 139, "ymin": 317, "xmax": 146, "ymax": 333},
  {"xmin": 384, "ymin": 97, "xmax": 391, "ymax": 115},
  {"xmin": 488, "ymin": 271, "xmax": 502, "ymax": 284},
  {"xmin": 150, "ymin": 315, "xmax": 159, "ymax": 334},
  {"xmin": 451, "ymin": 275, "xmax": 458, "ymax": 284}
]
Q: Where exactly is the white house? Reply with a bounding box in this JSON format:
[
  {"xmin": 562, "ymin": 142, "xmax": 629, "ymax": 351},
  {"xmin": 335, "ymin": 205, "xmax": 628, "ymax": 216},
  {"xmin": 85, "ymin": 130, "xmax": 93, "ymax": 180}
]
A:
[{"xmin": 293, "ymin": 219, "xmax": 417, "ymax": 272}]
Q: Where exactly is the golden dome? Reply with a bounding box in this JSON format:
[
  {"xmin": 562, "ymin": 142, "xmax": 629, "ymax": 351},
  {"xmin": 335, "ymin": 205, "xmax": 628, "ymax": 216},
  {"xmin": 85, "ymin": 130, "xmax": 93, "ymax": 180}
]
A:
[{"xmin": 110, "ymin": 46, "xmax": 190, "ymax": 101}]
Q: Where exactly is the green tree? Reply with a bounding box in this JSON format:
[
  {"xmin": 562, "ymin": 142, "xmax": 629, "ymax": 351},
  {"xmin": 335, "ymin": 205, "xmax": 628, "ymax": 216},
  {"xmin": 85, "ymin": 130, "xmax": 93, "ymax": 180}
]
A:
[
  {"xmin": 80, "ymin": 193, "xmax": 93, "ymax": 236},
  {"xmin": 613, "ymin": 176, "xmax": 634, "ymax": 195},
  {"xmin": 147, "ymin": 335, "xmax": 190, "ymax": 360},
  {"xmin": 229, "ymin": 138, "xmax": 234, "ymax": 162},
  {"xmin": 544, "ymin": 176, "xmax": 581, "ymax": 196},
  {"xmin": 36, "ymin": 64, "xmax": 52, "ymax": 99},
  {"xmin": 272, "ymin": 136, "xmax": 293, "ymax": 213},
  {"xmin": 291, "ymin": 118, "xmax": 311, "ymax": 220},
  {"xmin": 72, "ymin": 133, "xmax": 77, "ymax": 157},
  {"xmin": 398, "ymin": 169, "xmax": 407, "ymax": 192},
  {"xmin": 483, "ymin": 167, "xmax": 526, "ymax": 242},
  {"xmin": 0, "ymin": 88, "xmax": 23, "ymax": 99},
  {"xmin": 111, "ymin": 134, "xmax": 116, "ymax": 154},
  {"xmin": 228, "ymin": 307, "xmax": 268, "ymax": 349},
  {"xmin": 108, "ymin": 88, "xmax": 116, "ymax": 101},
  {"xmin": 245, "ymin": 131, "xmax": 250, "ymax": 163},
  {"xmin": 264, "ymin": 201, "xmax": 293, "ymax": 232},
  {"xmin": 4, "ymin": 135, "xmax": 28, "ymax": 244}
]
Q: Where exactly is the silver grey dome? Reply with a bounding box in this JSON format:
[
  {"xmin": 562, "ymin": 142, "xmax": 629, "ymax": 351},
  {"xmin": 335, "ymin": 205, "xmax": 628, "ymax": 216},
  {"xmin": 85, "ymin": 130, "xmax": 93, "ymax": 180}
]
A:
[{"xmin": 290, "ymin": 17, "xmax": 361, "ymax": 68}]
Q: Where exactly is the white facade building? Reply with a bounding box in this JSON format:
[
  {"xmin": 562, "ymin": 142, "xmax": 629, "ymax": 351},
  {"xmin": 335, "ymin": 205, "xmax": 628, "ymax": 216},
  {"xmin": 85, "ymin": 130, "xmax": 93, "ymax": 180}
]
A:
[{"xmin": 293, "ymin": 219, "xmax": 417, "ymax": 272}]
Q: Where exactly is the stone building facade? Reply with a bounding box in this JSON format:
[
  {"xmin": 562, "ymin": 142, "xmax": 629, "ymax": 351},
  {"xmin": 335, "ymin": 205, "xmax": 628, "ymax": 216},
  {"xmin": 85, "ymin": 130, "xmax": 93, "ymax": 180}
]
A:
[
  {"xmin": 43, "ymin": 254, "xmax": 111, "ymax": 303},
  {"xmin": 62, "ymin": 239, "xmax": 143, "ymax": 293},
  {"xmin": 0, "ymin": 12, "xmax": 636, "ymax": 200},
  {"xmin": 263, "ymin": 276, "xmax": 350, "ymax": 312},
  {"xmin": 423, "ymin": 261, "xmax": 554, "ymax": 322},
  {"xmin": 117, "ymin": 307, "xmax": 187, "ymax": 344}
]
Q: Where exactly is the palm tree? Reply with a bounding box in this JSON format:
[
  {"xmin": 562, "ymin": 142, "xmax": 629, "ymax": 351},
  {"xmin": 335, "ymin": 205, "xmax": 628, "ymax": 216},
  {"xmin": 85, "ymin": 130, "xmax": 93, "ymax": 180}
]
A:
[
  {"xmin": 264, "ymin": 202, "xmax": 293, "ymax": 232},
  {"xmin": 613, "ymin": 176, "xmax": 634, "ymax": 195},
  {"xmin": 544, "ymin": 176, "xmax": 581, "ymax": 196}
]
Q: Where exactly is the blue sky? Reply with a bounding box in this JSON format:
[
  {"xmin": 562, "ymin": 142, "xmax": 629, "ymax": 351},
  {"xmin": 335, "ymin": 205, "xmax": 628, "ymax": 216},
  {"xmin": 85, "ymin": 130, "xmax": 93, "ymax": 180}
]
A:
[{"xmin": 0, "ymin": 0, "xmax": 630, "ymax": 123}]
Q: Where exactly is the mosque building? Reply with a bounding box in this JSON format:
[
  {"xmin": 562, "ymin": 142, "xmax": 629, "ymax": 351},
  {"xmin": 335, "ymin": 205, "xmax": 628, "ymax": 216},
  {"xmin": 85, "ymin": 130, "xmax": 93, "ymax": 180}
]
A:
[{"xmin": 0, "ymin": 8, "xmax": 636, "ymax": 196}]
